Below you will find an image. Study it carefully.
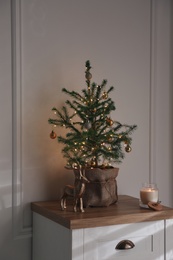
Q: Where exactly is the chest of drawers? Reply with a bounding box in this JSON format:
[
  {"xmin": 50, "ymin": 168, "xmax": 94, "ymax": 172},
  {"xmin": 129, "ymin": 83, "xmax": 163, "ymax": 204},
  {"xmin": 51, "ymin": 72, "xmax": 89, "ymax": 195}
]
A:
[{"xmin": 31, "ymin": 195, "xmax": 173, "ymax": 260}]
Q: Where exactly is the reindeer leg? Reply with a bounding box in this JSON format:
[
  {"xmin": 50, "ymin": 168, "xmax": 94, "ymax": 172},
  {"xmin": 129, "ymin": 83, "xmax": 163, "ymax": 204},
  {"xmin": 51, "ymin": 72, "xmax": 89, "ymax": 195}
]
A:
[
  {"xmin": 60, "ymin": 196, "xmax": 64, "ymax": 210},
  {"xmin": 60, "ymin": 194, "xmax": 67, "ymax": 210},
  {"xmin": 73, "ymin": 199, "xmax": 77, "ymax": 212},
  {"xmin": 63, "ymin": 197, "xmax": 67, "ymax": 209},
  {"xmin": 79, "ymin": 197, "xmax": 84, "ymax": 213}
]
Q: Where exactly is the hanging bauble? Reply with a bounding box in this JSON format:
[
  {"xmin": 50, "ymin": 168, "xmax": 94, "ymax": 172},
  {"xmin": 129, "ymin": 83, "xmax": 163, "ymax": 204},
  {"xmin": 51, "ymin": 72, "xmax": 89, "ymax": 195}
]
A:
[
  {"xmin": 72, "ymin": 163, "xmax": 78, "ymax": 169},
  {"xmin": 85, "ymin": 71, "xmax": 92, "ymax": 80},
  {"xmin": 50, "ymin": 130, "xmax": 57, "ymax": 139},
  {"xmin": 101, "ymin": 163, "xmax": 107, "ymax": 168},
  {"xmin": 107, "ymin": 134, "xmax": 113, "ymax": 142},
  {"xmin": 106, "ymin": 117, "xmax": 114, "ymax": 126},
  {"xmin": 102, "ymin": 91, "xmax": 108, "ymax": 99},
  {"xmin": 84, "ymin": 120, "xmax": 92, "ymax": 130},
  {"xmin": 90, "ymin": 159, "xmax": 96, "ymax": 167},
  {"xmin": 125, "ymin": 144, "xmax": 132, "ymax": 153}
]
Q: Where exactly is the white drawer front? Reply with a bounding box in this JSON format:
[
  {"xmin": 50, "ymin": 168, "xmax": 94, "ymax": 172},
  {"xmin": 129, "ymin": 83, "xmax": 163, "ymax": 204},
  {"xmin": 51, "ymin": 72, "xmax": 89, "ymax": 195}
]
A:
[{"xmin": 84, "ymin": 221, "xmax": 164, "ymax": 260}]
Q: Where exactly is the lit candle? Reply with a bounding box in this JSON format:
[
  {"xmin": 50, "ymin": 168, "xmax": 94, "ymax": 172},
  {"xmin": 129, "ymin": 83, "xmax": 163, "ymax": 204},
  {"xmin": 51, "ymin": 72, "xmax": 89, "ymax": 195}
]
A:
[{"xmin": 140, "ymin": 183, "xmax": 159, "ymax": 205}]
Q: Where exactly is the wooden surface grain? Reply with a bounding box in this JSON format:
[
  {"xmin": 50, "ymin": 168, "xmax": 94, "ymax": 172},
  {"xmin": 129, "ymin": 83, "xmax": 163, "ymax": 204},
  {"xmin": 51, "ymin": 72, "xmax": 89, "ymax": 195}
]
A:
[{"xmin": 31, "ymin": 195, "xmax": 173, "ymax": 229}]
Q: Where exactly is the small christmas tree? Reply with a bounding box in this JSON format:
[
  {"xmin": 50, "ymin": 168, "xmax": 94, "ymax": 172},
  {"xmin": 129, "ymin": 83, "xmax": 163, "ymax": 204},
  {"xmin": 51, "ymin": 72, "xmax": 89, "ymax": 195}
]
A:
[{"xmin": 48, "ymin": 60, "xmax": 137, "ymax": 169}]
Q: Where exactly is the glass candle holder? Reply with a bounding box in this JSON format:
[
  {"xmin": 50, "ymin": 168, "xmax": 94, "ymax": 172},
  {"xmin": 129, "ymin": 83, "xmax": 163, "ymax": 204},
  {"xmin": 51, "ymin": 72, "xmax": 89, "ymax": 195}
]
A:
[{"xmin": 140, "ymin": 183, "xmax": 159, "ymax": 208}]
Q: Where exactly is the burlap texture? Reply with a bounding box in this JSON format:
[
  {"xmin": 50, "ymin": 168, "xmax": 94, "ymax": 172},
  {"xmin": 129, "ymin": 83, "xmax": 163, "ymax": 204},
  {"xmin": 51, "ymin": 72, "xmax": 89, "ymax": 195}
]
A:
[{"xmin": 75, "ymin": 167, "xmax": 119, "ymax": 207}]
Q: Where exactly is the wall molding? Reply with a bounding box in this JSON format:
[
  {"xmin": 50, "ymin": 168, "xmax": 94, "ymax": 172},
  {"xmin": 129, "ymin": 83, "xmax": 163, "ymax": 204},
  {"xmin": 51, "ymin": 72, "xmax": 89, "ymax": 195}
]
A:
[
  {"xmin": 149, "ymin": 0, "xmax": 157, "ymax": 184},
  {"xmin": 11, "ymin": 0, "xmax": 32, "ymax": 239},
  {"xmin": 149, "ymin": 0, "xmax": 172, "ymax": 206}
]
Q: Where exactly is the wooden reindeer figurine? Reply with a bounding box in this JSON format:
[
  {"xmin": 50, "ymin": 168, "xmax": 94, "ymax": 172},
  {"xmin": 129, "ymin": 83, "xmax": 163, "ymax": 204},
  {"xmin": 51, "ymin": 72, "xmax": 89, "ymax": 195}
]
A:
[{"xmin": 60, "ymin": 167, "xmax": 89, "ymax": 213}]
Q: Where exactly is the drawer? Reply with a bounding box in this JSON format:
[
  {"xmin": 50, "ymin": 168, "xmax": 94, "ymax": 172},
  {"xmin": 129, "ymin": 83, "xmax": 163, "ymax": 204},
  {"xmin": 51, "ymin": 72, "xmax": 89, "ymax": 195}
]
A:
[{"xmin": 83, "ymin": 221, "xmax": 164, "ymax": 260}]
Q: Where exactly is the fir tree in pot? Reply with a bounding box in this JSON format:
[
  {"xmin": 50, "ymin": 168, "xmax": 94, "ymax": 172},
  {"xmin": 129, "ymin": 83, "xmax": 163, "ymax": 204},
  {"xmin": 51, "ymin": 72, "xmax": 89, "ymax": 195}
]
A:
[{"xmin": 48, "ymin": 61, "xmax": 137, "ymax": 207}]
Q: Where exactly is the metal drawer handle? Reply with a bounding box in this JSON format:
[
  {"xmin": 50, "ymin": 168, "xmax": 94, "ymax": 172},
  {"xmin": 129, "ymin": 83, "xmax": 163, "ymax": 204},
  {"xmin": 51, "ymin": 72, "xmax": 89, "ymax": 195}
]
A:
[{"xmin": 115, "ymin": 240, "xmax": 135, "ymax": 250}]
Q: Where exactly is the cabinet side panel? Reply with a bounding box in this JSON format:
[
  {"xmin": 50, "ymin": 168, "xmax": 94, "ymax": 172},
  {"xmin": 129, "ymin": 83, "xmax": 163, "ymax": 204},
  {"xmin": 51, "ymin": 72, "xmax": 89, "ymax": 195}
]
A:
[
  {"xmin": 165, "ymin": 219, "xmax": 173, "ymax": 259},
  {"xmin": 32, "ymin": 213, "xmax": 72, "ymax": 260}
]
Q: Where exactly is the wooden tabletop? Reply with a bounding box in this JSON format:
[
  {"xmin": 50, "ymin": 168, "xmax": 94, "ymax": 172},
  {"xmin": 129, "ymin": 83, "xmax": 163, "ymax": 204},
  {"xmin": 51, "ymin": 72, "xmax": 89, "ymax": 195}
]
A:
[{"xmin": 31, "ymin": 195, "xmax": 173, "ymax": 230}]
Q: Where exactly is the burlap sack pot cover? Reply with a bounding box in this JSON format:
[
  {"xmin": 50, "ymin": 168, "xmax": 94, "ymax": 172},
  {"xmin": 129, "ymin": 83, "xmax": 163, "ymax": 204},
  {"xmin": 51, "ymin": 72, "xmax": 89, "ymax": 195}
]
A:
[{"xmin": 75, "ymin": 167, "xmax": 119, "ymax": 207}]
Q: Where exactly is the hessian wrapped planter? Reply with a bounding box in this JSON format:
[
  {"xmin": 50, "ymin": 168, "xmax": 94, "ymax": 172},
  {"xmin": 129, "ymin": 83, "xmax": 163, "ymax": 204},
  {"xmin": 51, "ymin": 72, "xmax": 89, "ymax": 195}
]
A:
[{"xmin": 74, "ymin": 167, "xmax": 119, "ymax": 207}]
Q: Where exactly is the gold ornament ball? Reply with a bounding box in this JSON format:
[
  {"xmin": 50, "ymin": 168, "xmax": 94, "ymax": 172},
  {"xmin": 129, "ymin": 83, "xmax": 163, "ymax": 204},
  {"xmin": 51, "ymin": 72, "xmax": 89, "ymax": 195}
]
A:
[
  {"xmin": 102, "ymin": 91, "xmax": 108, "ymax": 99},
  {"xmin": 107, "ymin": 135, "xmax": 113, "ymax": 142},
  {"xmin": 90, "ymin": 159, "xmax": 96, "ymax": 167},
  {"xmin": 85, "ymin": 72, "xmax": 92, "ymax": 80},
  {"xmin": 84, "ymin": 120, "xmax": 92, "ymax": 129},
  {"xmin": 50, "ymin": 130, "xmax": 57, "ymax": 139},
  {"xmin": 125, "ymin": 144, "xmax": 132, "ymax": 153},
  {"xmin": 72, "ymin": 163, "xmax": 78, "ymax": 169},
  {"xmin": 106, "ymin": 117, "xmax": 113, "ymax": 126}
]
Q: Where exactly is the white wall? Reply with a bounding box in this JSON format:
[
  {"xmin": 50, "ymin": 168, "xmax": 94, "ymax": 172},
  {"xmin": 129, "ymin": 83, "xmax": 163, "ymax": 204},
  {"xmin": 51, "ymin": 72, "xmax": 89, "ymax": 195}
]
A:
[{"xmin": 0, "ymin": 0, "xmax": 172, "ymax": 259}]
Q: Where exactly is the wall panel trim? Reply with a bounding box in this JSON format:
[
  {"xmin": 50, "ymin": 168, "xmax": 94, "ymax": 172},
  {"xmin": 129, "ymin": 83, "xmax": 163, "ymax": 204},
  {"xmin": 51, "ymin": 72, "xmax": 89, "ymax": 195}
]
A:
[
  {"xmin": 149, "ymin": 0, "xmax": 157, "ymax": 183},
  {"xmin": 11, "ymin": 0, "xmax": 31, "ymax": 239}
]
